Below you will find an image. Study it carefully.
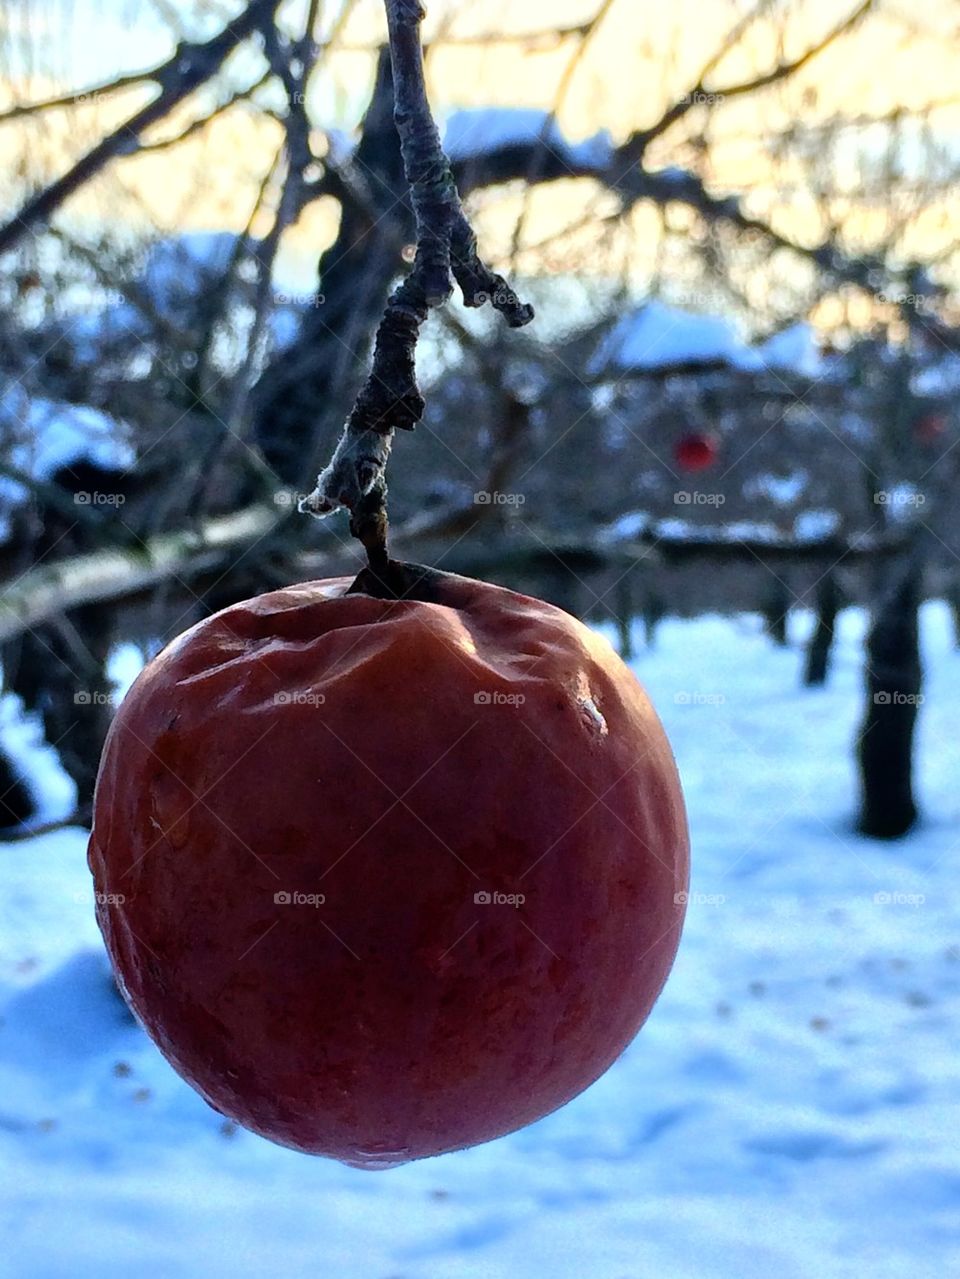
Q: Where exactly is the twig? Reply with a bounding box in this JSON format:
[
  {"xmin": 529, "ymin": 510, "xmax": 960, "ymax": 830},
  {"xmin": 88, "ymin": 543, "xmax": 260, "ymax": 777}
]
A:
[
  {"xmin": 508, "ymin": 0, "xmax": 617, "ymax": 264},
  {"xmin": 631, "ymin": 0, "xmax": 875, "ymax": 155},
  {"xmin": 299, "ymin": 0, "xmax": 534, "ymax": 584},
  {"xmin": 0, "ymin": 812, "xmax": 88, "ymax": 843},
  {"xmin": 0, "ymin": 0, "xmax": 281, "ymax": 257},
  {"xmin": 0, "ymin": 69, "xmax": 159, "ymax": 124},
  {"xmin": 136, "ymin": 70, "xmax": 273, "ymax": 153}
]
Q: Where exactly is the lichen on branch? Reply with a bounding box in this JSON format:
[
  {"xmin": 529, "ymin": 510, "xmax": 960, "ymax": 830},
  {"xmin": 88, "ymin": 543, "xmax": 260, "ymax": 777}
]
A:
[{"xmin": 299, "ymin": 0, "xmax": 534, "ymax": 574}]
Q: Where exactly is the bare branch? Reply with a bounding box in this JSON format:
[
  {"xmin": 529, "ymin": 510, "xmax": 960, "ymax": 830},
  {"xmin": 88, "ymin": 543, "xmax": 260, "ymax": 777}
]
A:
[
  {"xmin": 632, "ymin": 0, "xmax": 875, "ymax": 154},
  {"xmin": 0, "ymin": 69, "xmax": 161, "ymax": 124},
  {"xmin": 0, "ymin": 0, "xmax": 281, "ymax": 257},
  {"xmin": 299, "ymin": 0, "xmax": 534, "ymax": 583},
  {"xmin": 0, "ymin": 813, "xmax": 88, "ymax": 843},
  {"xmin": 0, "ymin": 504, "xmax": 912, "ymax": 647},
  {"xmin": 509, "ymin": 0, "xmax": 618, "ymax": 261},
  {"xmin": 0, "ymin": 505, "xmax": 284, "ymax": 645},
  {"xmin": 136, "ymin": 70, "xmax": 273, "ymax": 153}
]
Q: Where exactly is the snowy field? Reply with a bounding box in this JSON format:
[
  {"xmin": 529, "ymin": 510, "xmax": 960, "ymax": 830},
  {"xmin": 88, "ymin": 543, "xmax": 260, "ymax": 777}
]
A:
[{"xmin": 1, "ymin": 604, "xmax": 958, "ymax": 1279}]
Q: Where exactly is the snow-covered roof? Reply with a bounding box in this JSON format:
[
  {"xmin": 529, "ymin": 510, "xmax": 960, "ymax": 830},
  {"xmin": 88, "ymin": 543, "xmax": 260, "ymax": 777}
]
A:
[
  {"xmin": 444, "ymin": 108, "xmax": 613, "ymax": 170},
  {"xmin": 144, "ymin": 232, "xmax": 237, "ymax": 289},
  {"xmin": 61, "ymin": 303, "xmax": 146, "ymax": 362},
  {"xmin": 755, "ymin": 324, "xmax": 823, "ymax": 378},
  {"xmin": 55, "ymin": 232, "xmax": 242, "ymax": 362},
  {"xmin": 590, "ymin": 301, "xmax": 753, "ymax": 375},
  {"xmin": 744, "ymin": 470, "xmax": 809, "ymax": 507},
  {"xmin": 590, "ymin": 303, "xmax": 823, "ymax": 379},
  {"xmin": 654, "ymin": 517, "xmax": 784, "ymax": 544}
]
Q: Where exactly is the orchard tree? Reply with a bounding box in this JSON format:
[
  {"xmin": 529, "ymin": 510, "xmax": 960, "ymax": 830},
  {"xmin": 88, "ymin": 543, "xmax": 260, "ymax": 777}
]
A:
[{"xmin": 0, "ymin": 0, "xmax": 958, "ymax": 829}]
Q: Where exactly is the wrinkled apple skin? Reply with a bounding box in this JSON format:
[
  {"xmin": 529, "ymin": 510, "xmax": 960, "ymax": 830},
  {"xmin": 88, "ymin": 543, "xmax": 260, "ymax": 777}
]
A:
[{"xmin": 88, "ymin": 569, "xmax": 689, "ymax": 1166}]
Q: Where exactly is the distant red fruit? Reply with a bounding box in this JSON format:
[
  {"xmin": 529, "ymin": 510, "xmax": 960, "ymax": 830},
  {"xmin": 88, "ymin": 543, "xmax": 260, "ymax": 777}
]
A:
[
  {"xmin": 914, "ymin": 413, "xmax": 948, "ymax": 445},
  {"xmin": 88, "ymin": 566, "xmax": 689, "ymax": 1166},
  {"xmin": 674, "ymin": 431, "xmax": 718, "ymax": 473}
]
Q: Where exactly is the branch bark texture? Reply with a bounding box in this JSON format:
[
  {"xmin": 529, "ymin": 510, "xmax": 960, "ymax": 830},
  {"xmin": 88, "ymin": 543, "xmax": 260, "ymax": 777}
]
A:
[{"xmin": 299, "ymin": 0, "xmax": 534, "ymax": 581}]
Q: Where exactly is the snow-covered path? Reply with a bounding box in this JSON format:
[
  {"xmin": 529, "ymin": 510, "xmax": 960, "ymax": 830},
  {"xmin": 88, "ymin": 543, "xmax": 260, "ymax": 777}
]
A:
[{"xmin": 1, "ymin": 607, "xmax": 957, "ymax": 1279}]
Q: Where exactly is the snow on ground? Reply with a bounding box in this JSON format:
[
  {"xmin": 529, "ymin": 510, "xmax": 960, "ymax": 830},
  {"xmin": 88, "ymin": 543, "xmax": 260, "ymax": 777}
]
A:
[{"xmin": 1, "ymin": 605, "xmax": 959, "ymax": 1278}]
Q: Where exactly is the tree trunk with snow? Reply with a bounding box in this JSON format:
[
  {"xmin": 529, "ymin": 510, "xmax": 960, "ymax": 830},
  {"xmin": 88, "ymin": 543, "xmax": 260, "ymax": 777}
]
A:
[
  {"xmin": 762, "ymin": 579, "xmax": 790, "ymax": 646},
  {"xmin": 804, "ymin": 571, "xmax": 839, "ymax": 686},
  {"xmin": 856, "ymin": 549, "xmax": 922, "ymax": 839},
  {"xmin": 947, "ymin": 580, "xmax": 960, "ymax": 649}
]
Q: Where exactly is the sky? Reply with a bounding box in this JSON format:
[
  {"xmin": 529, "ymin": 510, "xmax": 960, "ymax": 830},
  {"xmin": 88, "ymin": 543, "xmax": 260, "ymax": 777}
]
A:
[{"xmin": 1, "ymin": 0, "xmax": 959, "ymax": 315}]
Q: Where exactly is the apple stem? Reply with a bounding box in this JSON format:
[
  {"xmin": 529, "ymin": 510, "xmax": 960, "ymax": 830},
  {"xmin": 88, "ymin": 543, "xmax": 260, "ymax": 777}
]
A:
[
  {"xmin": 346, "ymin": 558, "xmax": 447, "ymax": 602},
  {"xmin": 298, "ymin": 0, "xmax": 534, "ymax": 570}
]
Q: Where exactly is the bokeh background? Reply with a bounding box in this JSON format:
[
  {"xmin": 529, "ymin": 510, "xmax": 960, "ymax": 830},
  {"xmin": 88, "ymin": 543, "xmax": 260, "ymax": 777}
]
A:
[{"xmin": 1, "ymin": 2, "xmax": 958, "ymax": 1275}]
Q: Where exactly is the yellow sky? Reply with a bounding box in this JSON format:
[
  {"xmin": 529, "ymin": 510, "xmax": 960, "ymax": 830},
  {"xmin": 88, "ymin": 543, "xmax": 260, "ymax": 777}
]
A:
[{"xmin": 2, "ymin": 0, "xmax": 959, "ymax": 305}]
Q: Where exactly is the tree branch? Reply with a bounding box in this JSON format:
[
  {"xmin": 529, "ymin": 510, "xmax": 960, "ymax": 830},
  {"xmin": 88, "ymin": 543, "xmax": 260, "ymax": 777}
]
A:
[
  {"xmin": 0, "ymin": 68, "xmax": 161, "ymax": 125},
  {"xmin": 0, "ymin": 505, "xmax": 912, "ymax": 647},
  {"xmin": 0, "ymin": 0, "xmax": 281, "ymax": 257},
  {"xmin": 0, "ymin": 505, "xmax": 283, "ymax": 645},
  {"xmin": 298, "ymin": 0, "xmax": 534, "ymax": 585},
  {"xmin": 632, "ymin": 0, "xmax": 875, "ymax": 154}
]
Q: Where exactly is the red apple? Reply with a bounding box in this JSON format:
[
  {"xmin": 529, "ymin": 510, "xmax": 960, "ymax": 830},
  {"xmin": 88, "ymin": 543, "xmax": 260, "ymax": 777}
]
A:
[
  {"xmin": 914, "ymin": 413, "xmax": 948, "ymax": 446},
  {"xmin": 88, "ymin": 566, "xmax": 689, "ymax": 1166},
  {"xmin": 674, "ymin": 431, "xmax": 718, "ymax": 473}
]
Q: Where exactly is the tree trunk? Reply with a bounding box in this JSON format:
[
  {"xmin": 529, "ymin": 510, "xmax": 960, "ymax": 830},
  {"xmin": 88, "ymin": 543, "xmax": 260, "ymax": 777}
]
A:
[
  {"xmin": 5, "ymin": 605, "xmax": 113, "ymax": 820},
  {"xmin": 252, "ymin": 49, "xmax": 411, "ymax": 486},
  {"xmin": 762, "ymin": 579, "xmax": 790, "ymax": 646},
  {"xmin": 804, "ymin": 571, "xmax": 839, "ymax": 686},
  {"xmin": 613, "ymin": 573, "xmax": 634, "ymax": 660},
  {"xmin": 642, "ymin": 593, "xmax": 665, "ymax": 649},
  {"xmin": 947, "ymin": 581, "xmax": 960, "ymax": 649},
  {"xmin": 856, "ymin": 551, "xmax": 922, "ymax": 838},
  {"xmin": 0, "ymin": 749, "xmax": 35, "ymax": 830}
]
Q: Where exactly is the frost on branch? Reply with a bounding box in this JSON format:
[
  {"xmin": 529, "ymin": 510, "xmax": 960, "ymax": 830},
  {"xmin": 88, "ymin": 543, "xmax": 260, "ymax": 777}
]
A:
[{"xmin": 299, "ymin": 0, "xmax": 533, "ymax": 569}]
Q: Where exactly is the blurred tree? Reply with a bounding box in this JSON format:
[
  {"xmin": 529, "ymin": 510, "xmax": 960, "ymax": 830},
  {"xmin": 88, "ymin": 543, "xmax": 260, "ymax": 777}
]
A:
[{"xmin": 0, "ymin": 0, "xmax": 958, "ymax": 830}]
